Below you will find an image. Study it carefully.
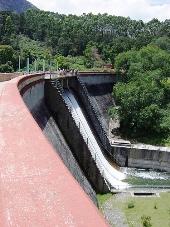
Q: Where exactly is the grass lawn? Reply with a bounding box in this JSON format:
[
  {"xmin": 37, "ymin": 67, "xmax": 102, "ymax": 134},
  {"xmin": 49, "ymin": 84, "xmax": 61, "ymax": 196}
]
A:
[
  {"xmin": 97, "ymin": 192, "xmax": 170, "ymax": 227},
  {"xmin": 97, "ymin": 193, "xmax": 112, "ymax": 207},
  {"xmin": 122, "ymin": 192, "xmax": 170, "ymax": 227}
]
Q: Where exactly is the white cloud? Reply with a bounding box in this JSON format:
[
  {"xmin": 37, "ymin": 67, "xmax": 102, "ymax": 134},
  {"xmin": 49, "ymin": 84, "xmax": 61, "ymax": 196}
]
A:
[{"xmin": 29, "ymin": 0, "xmax": 170, "ymax": 21}]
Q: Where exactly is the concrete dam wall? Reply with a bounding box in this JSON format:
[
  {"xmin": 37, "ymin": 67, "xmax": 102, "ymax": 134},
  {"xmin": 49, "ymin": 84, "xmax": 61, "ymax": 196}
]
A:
[
  {"xmin": 79, "ymin": 73, "xmax": 170, "ymax": 172},
  {"xmin": 0, "ymin": 74, "xmax": 108, "ymax": 226},
  {"xmin": 58, "ymin": 76, "xmax": 115, "ymax": 164},
  {"xmin": 22, "ymin": 75, "xmax": 98, "ymax": 204},
  {"xmin": 44, "ymin": 72, "xmax": 170, "ymax": 175},
  {"xmin": 2, "ymin": 71, "xmax": 169, "ymax": 225},
  {"xmin": 45, "ymin": 79, "xmax": 110, "ymax": 193},
  {"xmin": 79, "ymin": 73, "xmax": 116, "ymax": 137}
]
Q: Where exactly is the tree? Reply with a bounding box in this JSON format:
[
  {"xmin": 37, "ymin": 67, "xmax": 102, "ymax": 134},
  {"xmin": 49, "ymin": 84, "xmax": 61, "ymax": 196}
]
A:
[
  {"xmin": 153, "ymin": 36, "xmax": 170, "ymax": 53},
  {"xmin": 111, "ymin": 76, "xmax": 164, "ymax": 136},
  {"xmin": 0, "ymin": 10, "xmax": 169, "ymax": 73},
  {"xmin": 4, "ymin": 16, "xmax": 15, "ymax": 36},
  {"xmin": 0, "ymin": 62, "xmax": 13, "ymax": 73},
  {"xmin": 84, "ymin": 43, "xmax": 104, "ymax": 68},
  {"xmin": 110, "ymin": 45, "xmax": 170, "ymax": 140},
  {"xmin": 0, "ymin": 45, "xmax": 14, "ymax": 64}
]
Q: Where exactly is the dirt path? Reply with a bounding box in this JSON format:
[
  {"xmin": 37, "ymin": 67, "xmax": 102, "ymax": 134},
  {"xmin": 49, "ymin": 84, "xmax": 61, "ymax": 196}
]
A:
[{"xmin": 101, "ymin": 193, "xmax": 130, "ymax": 227}]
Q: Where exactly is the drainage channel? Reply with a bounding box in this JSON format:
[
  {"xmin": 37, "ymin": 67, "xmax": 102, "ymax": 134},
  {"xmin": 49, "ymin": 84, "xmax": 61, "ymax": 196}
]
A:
[{"xmin": 132, "ymin": 192, "xmax": 160, "ymax": 197}]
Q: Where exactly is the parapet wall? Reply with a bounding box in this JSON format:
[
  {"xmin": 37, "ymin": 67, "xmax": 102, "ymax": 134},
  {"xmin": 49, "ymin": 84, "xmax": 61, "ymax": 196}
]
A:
[
  {"xmin": 0, "ymin": 74, "xmax": 108, "ymax": 226},
  {"xmin": 79, "ymin": 72, "xmax": 118, "ymax": 85},
  {"xmin": 111, "ymin": 144, "xmax": 170, "ymax": 172},
  {"xmin": 0, "ymin": 72, "xmax": 22, "ymax": 82},
  {"xmin": 129, "ymin": 145, "xmax": 170, "ymax": 172}
]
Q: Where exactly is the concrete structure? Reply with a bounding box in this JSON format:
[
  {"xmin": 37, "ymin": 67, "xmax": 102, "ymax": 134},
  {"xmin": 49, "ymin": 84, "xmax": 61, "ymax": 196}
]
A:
[
  {"xmin": 45, "ymin": 79, "xmax": 110, "ymax": 193},
  {"xmin": 0, "ymin": 72, "xmax": 22, "ymax": 82},
  {"xmin": 111, "ymin": 144, "xmax": 170, "ymax": 172},
  {"xmin": 79, "ymin": 73, "xmax": 170, "ymax": 172},
  {"xmin": 0, "ymin": 74, "xmax": 108, "ymax": 226},
  {"xmin": 1, "ymin": 71, "xmax": 170, "ymax": 225},
  {"xmin": 62, "ymin": 88, "xmax": 127, "ymax": 188}
]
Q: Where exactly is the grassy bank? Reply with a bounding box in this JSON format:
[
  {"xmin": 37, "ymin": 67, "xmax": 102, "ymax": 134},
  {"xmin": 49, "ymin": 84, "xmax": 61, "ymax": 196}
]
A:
[
  {"xmin": 122, "ymin": 192, "xmax": 170, "ymax": 227},
  {"xmin": 97, "ymin": 192, "xmax": 170, "ymax": 227}
]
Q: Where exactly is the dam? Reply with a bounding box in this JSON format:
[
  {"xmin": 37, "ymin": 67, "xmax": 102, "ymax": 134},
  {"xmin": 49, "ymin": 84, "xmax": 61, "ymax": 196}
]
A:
[
  {"xmin": 0, "ymin": 72, "xmax": 170, "ymax": 226},
  {"xmin": 61, "ymin": 87, "xmax": 126, "ymax": 188}
]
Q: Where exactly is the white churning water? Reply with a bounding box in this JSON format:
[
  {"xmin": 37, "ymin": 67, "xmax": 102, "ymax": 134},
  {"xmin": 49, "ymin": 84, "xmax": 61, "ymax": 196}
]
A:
[
  {"xmin": 63, "ymin": 89, "xmax": 128, "ymax": 190},
  {"xmin": 121, "ymin": 167, "xmax": 168, "ymax": 180}
]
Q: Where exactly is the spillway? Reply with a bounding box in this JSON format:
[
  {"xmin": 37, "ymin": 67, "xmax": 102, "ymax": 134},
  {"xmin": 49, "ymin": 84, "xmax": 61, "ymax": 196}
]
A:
[{"xmin": 63, "ymin": 88, "xmax": 128, "ymax": 190}]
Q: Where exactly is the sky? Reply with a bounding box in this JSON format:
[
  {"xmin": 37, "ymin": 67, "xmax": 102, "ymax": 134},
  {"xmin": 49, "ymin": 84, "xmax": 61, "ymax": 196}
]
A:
[{"xmin": 29, "ymin": 0, "xmax": 170, "ymax": 22}]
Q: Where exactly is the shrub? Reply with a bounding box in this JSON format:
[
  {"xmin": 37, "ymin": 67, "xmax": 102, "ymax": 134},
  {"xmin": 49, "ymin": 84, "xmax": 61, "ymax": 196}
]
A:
[
  {"xmin": 154, "ymin": 203, "xmax": 158, "ymax": 209},
  {"xmin": 128, "ymin": 201, "xmax": 135, "ymax": 209},
  {"xmin": 141, "ymin": 215, "xmax": 152, "ymax": 227}
]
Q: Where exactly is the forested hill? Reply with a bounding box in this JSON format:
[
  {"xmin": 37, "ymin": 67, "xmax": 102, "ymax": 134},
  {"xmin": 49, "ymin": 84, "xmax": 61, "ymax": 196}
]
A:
[
  {"xmin": 0, "ymin": 9, "xmax": 169, "ymax": 145},
  {"xmin": 0, "ymin": 9, "xmax": 169, "ymax": 72},
  {"xmin": 0, "ymin": 0, "xmax": 37, "ymax": 13}
]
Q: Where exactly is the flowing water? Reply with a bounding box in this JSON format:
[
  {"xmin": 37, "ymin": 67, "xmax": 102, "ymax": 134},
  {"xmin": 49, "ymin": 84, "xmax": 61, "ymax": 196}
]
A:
[{"xmin": 121, "ymin": 167, "xmax": 170, "ymax": 186}]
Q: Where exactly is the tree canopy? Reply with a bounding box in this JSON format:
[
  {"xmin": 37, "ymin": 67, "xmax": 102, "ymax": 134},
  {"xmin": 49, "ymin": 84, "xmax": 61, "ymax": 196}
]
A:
[
  {"xmin": 0, "ymin": 10, "xmax": 169, "ymax": 72},
  {"xmin": 0, "ymin": 9, "xmax": 170, "ymax": 145},
  {"xmin": 110, "ymin": 44, "xmax": 170, "ymax": 145}
]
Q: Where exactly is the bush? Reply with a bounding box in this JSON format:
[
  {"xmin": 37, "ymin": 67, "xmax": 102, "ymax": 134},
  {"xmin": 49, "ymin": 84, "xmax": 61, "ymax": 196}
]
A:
[
  {"xmin": 128, "ymin": 201, "xmax": 135, "ymax": 209},
  {"xmin": 154, "ymin": 203, "xmax": 158, "ymax": 209},
  {"xmin": 0, "ymin": 62, "xmax": 14, "ymax": 72},
  {"xmin": 0, "ymin": 45, "xmax": 14, "ymax": 64},
  {"xmin": 141, "ymin": 215, "xmax": 152, "ymax": 227}
]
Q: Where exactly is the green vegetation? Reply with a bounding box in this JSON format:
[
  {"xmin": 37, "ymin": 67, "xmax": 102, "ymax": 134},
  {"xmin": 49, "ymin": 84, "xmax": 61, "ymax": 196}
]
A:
[
  {"xmin": 123, "ymin": 193, "xmax": 170, "ymax": 227},
  {"xmin": 0, "ymin": 10, "xmax": 169, "ymax": 72},
  {"xmin": 97, "ymin": 193, "xmax": 112, "ymax": 207},
  {"xmin": 0, "ymin": 10, "xmax": 169, "ymax": 145},
  {"xmin": 141, "ymin": 215, "xmax": 152, "ymax": 227},
  {"xmin": 128, "ymin": 201, "xmax": 135, "ymax": 209},
  {"xmin": 109, "ymin": 43, "xmax": 170, "ymax": 146},
  {"xmin": 97, "ymin": 192, "xmax": 170, "ymax": 227},
  {"xmin": 0, "ymin": 45, "xmax": 14, "ymax": 72}
]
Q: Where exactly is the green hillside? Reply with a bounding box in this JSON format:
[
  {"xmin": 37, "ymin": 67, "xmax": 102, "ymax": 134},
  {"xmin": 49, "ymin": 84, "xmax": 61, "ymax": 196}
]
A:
[{"xmin": 0, "ymin": 0, "xmax": 37, "ymax": 13}]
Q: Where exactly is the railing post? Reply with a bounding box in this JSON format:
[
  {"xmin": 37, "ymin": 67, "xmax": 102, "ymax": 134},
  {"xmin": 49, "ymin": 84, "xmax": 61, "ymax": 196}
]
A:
[
  {"xmin": 27, "ymin": 57, "xmax": 29, "ymax": 74},
  {"xmin": 18, "ymin": 55, "xmax": 21, "ymax": 72}
]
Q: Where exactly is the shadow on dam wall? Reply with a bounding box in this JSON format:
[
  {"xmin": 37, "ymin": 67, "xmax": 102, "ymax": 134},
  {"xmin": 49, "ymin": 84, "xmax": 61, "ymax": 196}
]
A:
[
  {"xmin": 45, "ymin": 79, "xmax": 109, "ymax": 194},
  {"xmin": 22, "ymin": 79, "xmax": 101, "ymax": 205},
  {"xmin": 78, "ymin": 72, "xmax": 118, "ymax": 137},
  {"xmin": 82, "ymin": 81, "xmax": 116, "ymax": 137},
  {"xmin": 32, "ymin": 101, "xmax": 99, "ymax": 203}
]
